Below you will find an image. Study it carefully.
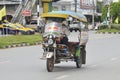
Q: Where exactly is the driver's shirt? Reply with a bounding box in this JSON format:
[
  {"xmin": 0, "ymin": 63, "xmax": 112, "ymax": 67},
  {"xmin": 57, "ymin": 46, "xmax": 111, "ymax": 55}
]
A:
[{"xmin": 68, "ymin": 32, "xmax": 79, "ymax": 42}]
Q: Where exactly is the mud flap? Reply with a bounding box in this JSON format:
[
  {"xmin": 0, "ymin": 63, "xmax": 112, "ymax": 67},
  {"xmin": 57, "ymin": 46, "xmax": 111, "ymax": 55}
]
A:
[
  {"xmin": 75, "ymin": 46, "xmax": 81, "ymax": 57},
  {"xmin": 46, "ymin": 52, "xmax": 54, "ymax": 58}
]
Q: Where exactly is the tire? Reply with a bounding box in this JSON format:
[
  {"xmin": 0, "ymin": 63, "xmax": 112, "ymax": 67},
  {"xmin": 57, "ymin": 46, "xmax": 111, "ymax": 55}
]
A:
[
  {"xmin": 69, "ymin": 29, "xmax": 73, "ymax": 32},
  {"xmin": 47, "ymin": 57, "xmax": 54, "ymax": 72},
  {"xmin": 75, "ymin": 29, "xmax": 77, "ymax": 32},
  {"xmin": 76, "ymin": 55, "xmax": 82, "ymax": 68},
  {"xmin": 78, "ymin": 29, "xmax": 81, "ymax": 32},
  {"xmin": 81, "ymin": 46, "xmax": 86, "ymax": 64}
]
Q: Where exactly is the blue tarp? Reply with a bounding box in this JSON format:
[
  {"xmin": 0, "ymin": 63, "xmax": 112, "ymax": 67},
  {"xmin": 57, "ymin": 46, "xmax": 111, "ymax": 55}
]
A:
[{"xmin": 49, "ymin": 10, "xmax": 87, "ymax": 22}]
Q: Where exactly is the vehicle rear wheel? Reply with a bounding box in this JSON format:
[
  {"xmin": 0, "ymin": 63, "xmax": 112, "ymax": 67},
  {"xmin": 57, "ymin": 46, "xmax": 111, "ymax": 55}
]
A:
[
  {"xmin": 75, "ymin": 29, "xmax": 77, "ymax": 32},
  {"xmin": 47, "ymin": 57, "xmax": 54, "ymax": 72},
  {"xmin": 81, "ymin": 46, "xmax": 86, "ymax": 64},
  {"xmin": 69, "ymin": 29, "xmax": 73, "ymax": 32},
  {"xmin": 75, "ymin": 55, "xmax": 82, "ymax": 68}
]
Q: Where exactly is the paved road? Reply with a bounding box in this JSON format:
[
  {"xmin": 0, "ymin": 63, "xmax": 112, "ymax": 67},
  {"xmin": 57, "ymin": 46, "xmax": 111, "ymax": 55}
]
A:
[{"xmin": 0, "ymin": 31, "xmax": 120, "ymax": 80}]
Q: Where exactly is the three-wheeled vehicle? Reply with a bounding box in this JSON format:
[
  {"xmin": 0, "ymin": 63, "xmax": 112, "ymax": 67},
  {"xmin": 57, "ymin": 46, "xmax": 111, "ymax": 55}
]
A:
[{"xmin": 40, "ymin": 11, "xmax": 88, "ymax": 72}]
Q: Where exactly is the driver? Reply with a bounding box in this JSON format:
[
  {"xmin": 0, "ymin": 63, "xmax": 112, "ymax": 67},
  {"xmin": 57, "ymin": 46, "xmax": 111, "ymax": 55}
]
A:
[{"xmin": 60, "ymin": 34, "xmax": 68, "ymax": 45}]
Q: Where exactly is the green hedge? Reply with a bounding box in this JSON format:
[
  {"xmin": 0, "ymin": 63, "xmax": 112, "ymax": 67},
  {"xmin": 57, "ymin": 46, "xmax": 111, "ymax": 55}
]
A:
[
  {"xmin": 98, "ymin": 24, "xmax": 120, "ymax": 30},
  {"xmin": 97, "ymin": 24, "xmax": 120, "ymax": 32},
  {"xmin": 110, "ymin": 24, "xmax": 120, "ymax": 30},
  {"xmin": 97, "ymin": 29, "xmax": 120, "ymax": 33},
  {"xmin": 98, "ymin": 24, "xmax": 108, "ymax": 29}
]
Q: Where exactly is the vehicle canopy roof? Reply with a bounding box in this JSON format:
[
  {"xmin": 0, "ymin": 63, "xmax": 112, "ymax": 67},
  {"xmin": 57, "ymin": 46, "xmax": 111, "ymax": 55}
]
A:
[
  {"xmin": 41, "ymin": 13, "xmax": 69, "ymax": 19},
  {"xmin": 41, "ymin": 10, "xmax": 87, "ymax": 23}
]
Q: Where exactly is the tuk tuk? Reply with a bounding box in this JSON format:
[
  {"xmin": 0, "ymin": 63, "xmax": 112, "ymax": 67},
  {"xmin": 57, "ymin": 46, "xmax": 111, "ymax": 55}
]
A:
[{"xmin": 40, "ymin": 11, "xmax": 88, "ymax": 72}]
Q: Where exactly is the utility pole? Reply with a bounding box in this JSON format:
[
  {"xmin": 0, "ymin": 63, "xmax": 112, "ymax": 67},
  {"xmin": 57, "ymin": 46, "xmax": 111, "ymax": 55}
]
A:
[
  {"xmin": 107, "ymin": 5, "xmax": 110, "ymax": 25},
  {"xmin": 74, "ymin": 0, "xmax": 77, "ymax": 12},
  {"xmin": 37, "ymin": 0, "xmax": 40, "ymax": 32},
  {"xmin": 92, "ymin": 0, "xmax": 95, "ymax": 29},
  {"xmin": 104, "ymin": 0, "xmax": 111, "ymax": 28},
  {"xmin": 2, "ymin": 0, "xmax": 8, "ymax": 35}
]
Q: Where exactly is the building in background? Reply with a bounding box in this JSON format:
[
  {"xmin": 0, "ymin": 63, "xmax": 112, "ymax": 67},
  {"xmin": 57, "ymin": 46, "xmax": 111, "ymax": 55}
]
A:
[
  {"xmin": 0, "ymin": 0, "xmax": 21, "ymax": 15},
  {"xmin": 0, "ymin": 0, "xmax": 42, "ymax": 23},
  {"xmin": 0, "ymin": 0, "xmax": 21, "ymax": 21},
  {"xmin": 52, "ymin": 0, "xmax": 102, "ymax": 23},
  {"xmin": 52, "ymin": 1, "xmax": 71, "ymax": 11}
]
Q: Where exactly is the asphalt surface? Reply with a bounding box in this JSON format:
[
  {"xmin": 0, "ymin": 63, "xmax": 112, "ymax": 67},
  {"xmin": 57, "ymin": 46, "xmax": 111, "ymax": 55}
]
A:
[{"xmin": 0, "ymin": 31, "xmax": 120, "ymax": 80}]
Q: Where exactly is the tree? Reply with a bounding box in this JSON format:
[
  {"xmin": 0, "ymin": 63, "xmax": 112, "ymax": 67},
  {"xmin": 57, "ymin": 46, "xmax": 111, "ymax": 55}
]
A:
[
  {"xmin": 110, "ymin": 2, "xmax": 120, "ymax": 23},
  {"xmin": 101, "ymin": 1, "xmax": 120, "ymax": 23},
  {"xmin": 101, "ymin": 6, "xmax": 108, "ymax": 21}
]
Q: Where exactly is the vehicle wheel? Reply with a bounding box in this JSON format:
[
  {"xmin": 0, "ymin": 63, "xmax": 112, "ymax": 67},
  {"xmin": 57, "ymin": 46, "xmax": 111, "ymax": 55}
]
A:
[
  {"xmin": 69, "ymin": 29, "xmax": 73, "ymax": 32},
  {"xmin": 27, "ymin": 31, "xmax": 30, "ymax": 35},
  {"xmin": 21, "ymin": 31, "xmax": 25, "ymax": 35},
  {"xmin": 75, "ymin": 29, "xmax": 77, "ymax": 32},
  {"xmin": 47, "ymin": 57, "xmax": 54, "ymax": 72},
  {"xmin": 31, "ymin": 32, "xmax": 34, "ymax": 35},
  {"xmin": 78, "ymin": 29, "xmax": 81, "ymax": 32},
  {"xmin": 81, "ymin": 46, "xmax": 86, "ymax": 64},
  {"xmin": 75, "ymin": 54, "xmax": 82, "ymax": 68}
]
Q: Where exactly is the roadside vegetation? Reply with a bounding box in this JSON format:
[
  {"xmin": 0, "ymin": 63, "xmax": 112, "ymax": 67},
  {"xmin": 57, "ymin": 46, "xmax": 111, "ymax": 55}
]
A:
[
  {"xmin": 97, "ymin": 29, "xmax": 120, "ymax": 33},
  {"xmin": 97, "ymin": 24, "xmax": 120, "ymax": 33},
  {"xmin": 97, "ymin": 1, "xmax": 120, "ymax": 33},
  {"xmin": 0, "ymin": 34, "xmax": 43, "ymax": 49}
]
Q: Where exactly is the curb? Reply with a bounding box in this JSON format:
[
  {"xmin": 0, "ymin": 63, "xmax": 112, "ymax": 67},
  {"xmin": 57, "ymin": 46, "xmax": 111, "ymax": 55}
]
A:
[
  {"xmin": 96, "ymin": 32, "xmax": 120, "ymax": 34},
  {"xmin": 3, "ymin": 42, "xmax": 41, "ymax": 49}
]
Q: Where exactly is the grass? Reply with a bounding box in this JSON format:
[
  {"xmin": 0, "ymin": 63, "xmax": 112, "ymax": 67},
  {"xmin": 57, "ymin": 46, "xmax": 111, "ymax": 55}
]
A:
[{"xmin": 0, "ymin": 34, "xmax": 43, "ymax": 49}]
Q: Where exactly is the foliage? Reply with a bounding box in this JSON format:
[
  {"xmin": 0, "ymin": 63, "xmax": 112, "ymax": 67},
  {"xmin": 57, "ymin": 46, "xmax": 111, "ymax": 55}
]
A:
[
  {"xmin": 98, "ymin": 23, "xmax": 120, "ymax": 30},
  {"xmin": 101, "ymin": 6, "xmax": 108, "ymax": 21},
  {"xmin": 98, "ymin": 24, "xmax": 108, "ymax": 29},
  {"xmin": 0, "ymin": 34, "xmax": 43, "ymax": 49},
  {"xmin": 110, "ymin": 24, "xmax": 120, "ymax": 29},
  {"xmin": 97, "ymin": 29, "xmax": 120, "ymax": 33},
  {"xmin": 101, "ymin": 1, "xmax": 120, "ymax": 23},
  {"xmin": 110, "ymin": 2, "xmax": 120, "ymax": 23}
]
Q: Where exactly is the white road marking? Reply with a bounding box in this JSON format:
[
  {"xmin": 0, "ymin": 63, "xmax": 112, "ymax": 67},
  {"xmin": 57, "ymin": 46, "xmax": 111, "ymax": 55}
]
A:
[
  {"xmin": 55, "ymin": 75, "xmax": 69, "ymax": 80},
  {"xmin": 0, "ymin": 60, "xmax": 10, "ymax": 64},
  {"xmin": 110, "ymin": 57, "xmax": 118, "ymax": 61},
  {"xmin": 90, "ymin": 65, "xmax": 97, "ymax": 68}
]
